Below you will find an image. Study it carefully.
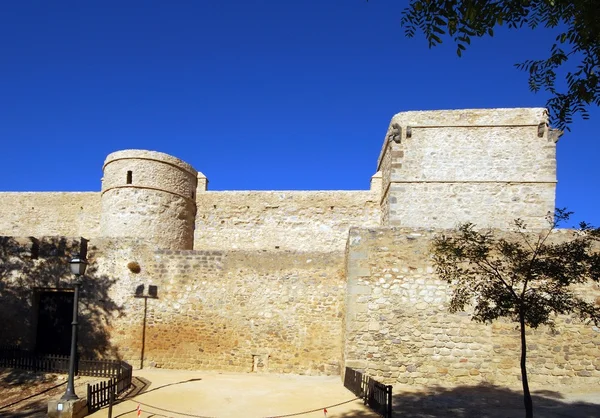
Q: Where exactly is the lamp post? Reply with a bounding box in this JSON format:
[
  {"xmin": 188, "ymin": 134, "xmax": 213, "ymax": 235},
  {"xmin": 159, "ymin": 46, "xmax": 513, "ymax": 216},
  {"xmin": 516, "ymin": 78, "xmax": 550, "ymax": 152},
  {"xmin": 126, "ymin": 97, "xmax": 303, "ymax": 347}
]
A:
[
  {"xmin": 134, "ymin": 285, "xmax": 158, "ymax": 369},
  {"xmin": 61, "ymin": 254, "xmax": 87, "ymax": 401}
]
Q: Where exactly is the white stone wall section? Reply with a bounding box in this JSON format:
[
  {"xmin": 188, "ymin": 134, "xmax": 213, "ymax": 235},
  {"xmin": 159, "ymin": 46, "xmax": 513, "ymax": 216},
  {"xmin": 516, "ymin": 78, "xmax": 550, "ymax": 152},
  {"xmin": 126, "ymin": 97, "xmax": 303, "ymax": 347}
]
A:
[
  {"xmin": 377, "ymin": 108, "xmax": 557, "ymax": 229},
  {"xmin": 100, "ymin": 149, "xmax": 198, "ymax": 250}
]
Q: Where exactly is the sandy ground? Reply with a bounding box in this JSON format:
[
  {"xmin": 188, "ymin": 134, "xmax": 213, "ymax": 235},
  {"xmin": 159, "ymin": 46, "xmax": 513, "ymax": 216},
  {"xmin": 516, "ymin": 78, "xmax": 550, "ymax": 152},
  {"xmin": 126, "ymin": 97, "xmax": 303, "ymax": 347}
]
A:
[
  {"xmin": 90, "ymin": 369, "xmax": 377, "ymax": 418},
  {"xmin": 2, "ymin": 367, "xmax": 599, "ymax": 418},
  {"xmin": 0, "ymin": 368, "xmax": 99, "ymax": 417},
  {"xmin": 91, "ymin": 369, "xmax": 600, "ymax": 418}
]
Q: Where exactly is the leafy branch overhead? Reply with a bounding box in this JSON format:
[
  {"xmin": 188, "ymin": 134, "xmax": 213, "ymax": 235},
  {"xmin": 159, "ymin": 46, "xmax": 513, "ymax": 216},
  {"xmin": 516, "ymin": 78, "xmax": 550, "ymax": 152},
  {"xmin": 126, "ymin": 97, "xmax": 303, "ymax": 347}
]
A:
[{"xmin": 399, "ymin": 0, "xmax": 600, "ymax": 131}]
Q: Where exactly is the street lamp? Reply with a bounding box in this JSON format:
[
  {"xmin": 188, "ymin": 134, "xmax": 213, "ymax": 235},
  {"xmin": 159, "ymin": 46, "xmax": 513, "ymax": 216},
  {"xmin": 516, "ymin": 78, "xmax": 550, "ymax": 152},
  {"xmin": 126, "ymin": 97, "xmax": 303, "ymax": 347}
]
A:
[
  {"xmin": 134, "ymin": 284, "xmax": 158, "ymax": 369},
  {"xmin": 61, "ymin": 254, "xmax": 87, "ymax": 401}
]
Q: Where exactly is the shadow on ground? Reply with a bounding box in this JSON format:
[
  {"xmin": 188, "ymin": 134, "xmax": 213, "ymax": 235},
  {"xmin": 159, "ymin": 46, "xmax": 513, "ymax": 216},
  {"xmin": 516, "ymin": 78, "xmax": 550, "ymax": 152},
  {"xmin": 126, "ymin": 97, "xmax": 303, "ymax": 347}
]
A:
[
  {"xmin": 0, "ymin": 369, "xmax": 89, "ymax": 418},
  {"xmin": 112, "ymin": 376, "xmax": 206, "ymax": 418},
  {"xmin": 117, "ymin": 375, "xmax": 204, "ymax": 401},
  {"xmin": 0, "ymin": 369, "xmax": 61, "ymax": 413},
  {"xmin": 336, "ymin": 383, "xmax": 600, "ymax": 418},
  {"xmin": 124, "ymin": 376, "xmax": 152, "ymax": 398},
  {"xmin": 0, "ymin": 236, "xmax": 125, "ymax": 387}
]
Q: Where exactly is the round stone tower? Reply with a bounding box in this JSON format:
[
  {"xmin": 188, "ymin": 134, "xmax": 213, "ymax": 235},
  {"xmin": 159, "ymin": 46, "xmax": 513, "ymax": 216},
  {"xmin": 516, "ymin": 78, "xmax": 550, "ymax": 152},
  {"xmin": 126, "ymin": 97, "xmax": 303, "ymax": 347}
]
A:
[{"xmin": 100, "ymin": 150, "xmax": 198, "ymax": 250}]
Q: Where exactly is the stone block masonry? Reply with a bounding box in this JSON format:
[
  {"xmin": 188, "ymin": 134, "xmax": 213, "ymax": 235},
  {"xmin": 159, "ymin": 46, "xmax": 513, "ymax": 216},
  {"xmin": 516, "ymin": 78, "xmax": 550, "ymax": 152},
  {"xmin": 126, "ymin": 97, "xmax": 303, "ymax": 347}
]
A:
[
  {"xmin": 344, "ymin": 227, "xmax": 600, "ymax": 387},
  {"xmin": 1, "ymin": 108, "xmax": 596, "ymax": 388},
  {"xmin": 101, "ymin": 150, "xmax": 199, "ymax": 250},
  {"xmin": 0, "ymin": 236, "xmax": 94, "ymax": 352},
  {"xmin": 91, "ymin": 240, "xmax": 347, "ymax": 375},
  {"xmin": 194, "ymin": 190, "xmax": 380, "ymax": 252},
  {"xmin": 0, "ymin": 193, "xmax": 101, "ymax": 238},
  {"xmin": 378, "ymin": 108, "xmax": 557, "ymax": 229}
]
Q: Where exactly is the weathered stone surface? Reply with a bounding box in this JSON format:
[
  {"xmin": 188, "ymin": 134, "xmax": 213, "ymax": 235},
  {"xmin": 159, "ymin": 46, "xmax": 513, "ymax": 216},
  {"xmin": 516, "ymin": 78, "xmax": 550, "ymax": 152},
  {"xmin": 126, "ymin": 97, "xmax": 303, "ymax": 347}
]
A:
[
  {"xmin": 83, "ymin": 240, "xmax": 347, "ymax": 375},
  {"xmin": 0, "ymin": 108, "xmax": 596, "ymax": 389},
  {"xmin": 193, "ymin": 190, "xmax": 380, "ymax": 252},
  {"xmin": 101, "ymin": 150, "xmax": 198, "ymax": 250},
  {"xmin": 378, "ymin": 108, "xmax": 556, "ymax": 230},
  {"xmin": 344, "ymin": 227, "xmax": 600, "ymax": 387},
  {"xmin": 0, "ymin": 192, "xmax": 101, "ymax": 237}
]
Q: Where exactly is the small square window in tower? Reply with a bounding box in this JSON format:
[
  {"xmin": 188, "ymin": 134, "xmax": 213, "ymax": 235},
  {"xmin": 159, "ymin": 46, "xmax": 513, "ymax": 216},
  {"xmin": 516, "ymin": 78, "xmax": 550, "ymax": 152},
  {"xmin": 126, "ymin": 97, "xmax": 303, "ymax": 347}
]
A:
[{"xmin": 126, "ymin": 171, "xmax": 132, "ymax": 184}]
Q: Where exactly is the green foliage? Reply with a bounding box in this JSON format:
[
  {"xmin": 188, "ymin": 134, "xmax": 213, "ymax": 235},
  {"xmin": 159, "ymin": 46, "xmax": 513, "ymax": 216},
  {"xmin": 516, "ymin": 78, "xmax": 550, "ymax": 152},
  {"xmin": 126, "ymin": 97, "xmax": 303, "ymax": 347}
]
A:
[
  {"xmin": 399, "ymin": 0, "xmax": 600, "ymax": 131},
  {"xmin": 432, "ymin": 209, "xmax": 600, "ymax": 328},
  {"xmin": 432, "ymin": 209, "xmax": 600, "ymax": 417}
]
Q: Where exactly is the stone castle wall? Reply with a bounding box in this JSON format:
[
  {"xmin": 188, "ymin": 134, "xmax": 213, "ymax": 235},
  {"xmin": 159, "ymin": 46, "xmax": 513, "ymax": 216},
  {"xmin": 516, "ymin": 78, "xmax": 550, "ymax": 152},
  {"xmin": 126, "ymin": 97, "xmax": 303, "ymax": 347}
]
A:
[
  {"xmin": 0, "ymin": 189, "xmax": 378, "ymax": 252},
  {"xmin": 0, "ymin": 188, "xmax": 377, "ymax": 252},
  {"xmin": 378, "ymin": 108, "xmax": 557, "ymax": 229},
  {"xmin": 1, "ymin": 107, "xmax": 592, "ymax": 387},
  {"xmin": 344, "ymin": 227, "xmax": 600, "ymax": 387},
  {"xmin": 0, "ymin": 109, "xmax": 558, "ymax": 248},
  {"xmin": 101, "ymin": 150, "xmax": 199, "ymax": 250},
  {"xmin": 193, "ymin": 190, "xmax": 380, "ymax": 252},
  {"xmin": 89, "ymin": 239, "xmax": 346, "ymax": 374},
  {"xmin": 0, "ymin": 157, "xmax": 379, "ymax": 253},
  {"xmin": 3, "ymin": 227, "xmax": 599, "ymax": 387},
  {"xmin": 0, "ymin": 193, "xmax": 101, "ymax": 238}
]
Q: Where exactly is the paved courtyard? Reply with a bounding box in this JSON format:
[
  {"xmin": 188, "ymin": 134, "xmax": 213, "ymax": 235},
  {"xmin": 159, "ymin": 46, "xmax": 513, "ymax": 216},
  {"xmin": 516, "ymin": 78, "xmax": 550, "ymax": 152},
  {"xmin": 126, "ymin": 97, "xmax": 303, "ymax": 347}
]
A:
[
  {"xmin": 2, "ymin": 367, "xmax": 600, "ymax": 417},
  {"xmin": 89, "ymin": 369, "xmax": 600, "ymax": 418},
  {"xmin": 89, "ymin": 369, "xmax": 378, "ymax": 418}
]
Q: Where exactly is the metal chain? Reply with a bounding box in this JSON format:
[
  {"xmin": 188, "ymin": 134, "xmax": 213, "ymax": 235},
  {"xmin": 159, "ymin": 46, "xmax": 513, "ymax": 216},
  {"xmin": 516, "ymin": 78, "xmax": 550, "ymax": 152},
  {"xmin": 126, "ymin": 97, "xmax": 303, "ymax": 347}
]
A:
[{"xmin": 128, "ymin": 396, "xmax": 361, "ymax": 418}]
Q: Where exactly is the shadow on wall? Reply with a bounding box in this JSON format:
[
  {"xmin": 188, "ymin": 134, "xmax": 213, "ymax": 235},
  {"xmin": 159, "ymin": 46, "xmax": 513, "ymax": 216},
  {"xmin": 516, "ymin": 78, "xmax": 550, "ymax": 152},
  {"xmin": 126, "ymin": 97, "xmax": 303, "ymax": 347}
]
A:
[
  {"xmin": 335, "ymin": 383, "xmax": 600, "ymax": 418},
  {"xmin": 0, "ymin": 236, "xmax": 124, "ymax": 381}
]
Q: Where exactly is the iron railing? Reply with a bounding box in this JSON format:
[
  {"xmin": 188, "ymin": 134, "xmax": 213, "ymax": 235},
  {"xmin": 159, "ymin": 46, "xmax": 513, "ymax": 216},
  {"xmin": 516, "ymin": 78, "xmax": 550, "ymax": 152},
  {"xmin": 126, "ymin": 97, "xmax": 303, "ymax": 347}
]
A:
[
  {"xmin": 343, "ymin": 367, "xmax": 365, "ymax": 398},
  {"xmin": 366, "ymin": 377, "xmax": 393, "ymax": 418},
  {"xmin": 344, "ymin": 367, "xmax": 393, "ymax": 418},
  {"xmin": 0, "ymin": 348, "xmax": 123, "ymax": 378},
  {"xmin": 87, "ymin": 361, "xmax": 133, "ymax": 412},
  {"xmin": 0, "ymin": 350, "xmax": 70, "ymax": 372},
  {"xmin": 0, "ymin": 346, "xmax": 133, "ymax": 413}
]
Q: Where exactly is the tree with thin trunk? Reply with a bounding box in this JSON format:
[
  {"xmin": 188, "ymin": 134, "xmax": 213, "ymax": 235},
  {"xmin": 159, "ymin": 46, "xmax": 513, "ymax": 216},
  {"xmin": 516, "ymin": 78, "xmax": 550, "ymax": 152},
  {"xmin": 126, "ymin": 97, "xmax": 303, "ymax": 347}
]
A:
[{"xmin": 431, "ymin": 209, "xmax": 600, "ymax": 418}]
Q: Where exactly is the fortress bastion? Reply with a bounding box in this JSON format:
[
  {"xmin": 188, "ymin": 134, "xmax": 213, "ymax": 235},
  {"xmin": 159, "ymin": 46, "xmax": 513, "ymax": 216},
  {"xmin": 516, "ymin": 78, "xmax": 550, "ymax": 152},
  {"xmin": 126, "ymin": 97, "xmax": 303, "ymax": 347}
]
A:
[{"xmin": 2, "ymin": 108, "xmax": 595, "ymax": 390}]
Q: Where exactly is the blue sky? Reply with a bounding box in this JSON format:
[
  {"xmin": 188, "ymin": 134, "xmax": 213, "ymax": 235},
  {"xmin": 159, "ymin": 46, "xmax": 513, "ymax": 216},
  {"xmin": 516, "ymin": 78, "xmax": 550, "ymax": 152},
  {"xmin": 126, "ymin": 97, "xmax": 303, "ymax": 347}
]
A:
[{"xmin": 0, "ymin": 1, "xmax": 597, "ymax": 226}]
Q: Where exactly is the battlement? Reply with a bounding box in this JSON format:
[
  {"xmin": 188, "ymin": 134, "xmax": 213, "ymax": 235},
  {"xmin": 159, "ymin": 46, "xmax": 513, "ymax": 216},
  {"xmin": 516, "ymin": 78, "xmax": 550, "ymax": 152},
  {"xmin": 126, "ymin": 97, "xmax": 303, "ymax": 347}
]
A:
[
  {"xmin": 377, "ymin": 108, "xmax": 557, "ymax": 229},
  {"xmin": 2, "ymin": 108, "xmax": 593, "ymax": 388},
  {"xmin": 0, "ymin": 108, "xmax": 558, "ymax": 248}
]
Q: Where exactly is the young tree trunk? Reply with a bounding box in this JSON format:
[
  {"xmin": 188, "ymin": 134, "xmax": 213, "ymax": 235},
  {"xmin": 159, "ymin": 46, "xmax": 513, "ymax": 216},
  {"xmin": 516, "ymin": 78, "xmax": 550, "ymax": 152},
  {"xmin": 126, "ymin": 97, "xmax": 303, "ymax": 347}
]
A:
[{"xmin": 520, "ymin": 314, "xmax": 533, "ymax": 418}]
